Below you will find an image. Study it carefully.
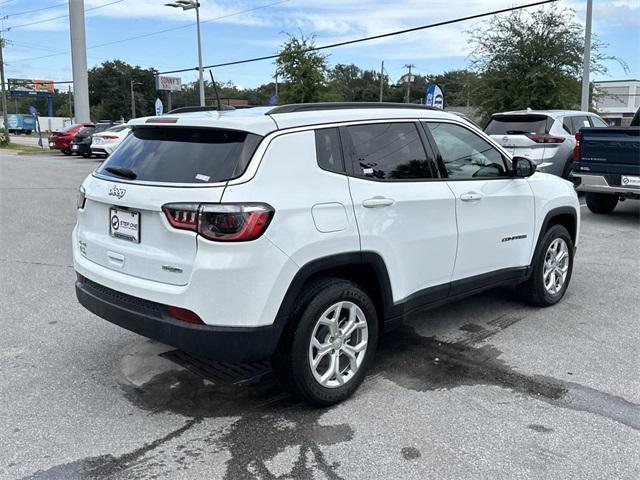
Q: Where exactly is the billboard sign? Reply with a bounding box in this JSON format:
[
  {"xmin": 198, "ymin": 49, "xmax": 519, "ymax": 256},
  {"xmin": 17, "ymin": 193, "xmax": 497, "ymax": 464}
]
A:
[
  {"xmin": 155, "ymin": 76, "xmax": 182, "ymax": 92},
  {"xmin": 8, "ymin": 78, "xmax": 54, "ymax": 94}
]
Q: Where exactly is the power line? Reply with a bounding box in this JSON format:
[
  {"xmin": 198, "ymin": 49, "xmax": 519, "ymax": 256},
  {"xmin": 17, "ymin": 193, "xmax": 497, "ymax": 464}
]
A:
[
  {"xmin": 157, "ymin": 0, "xmax": 559, "ymax": 75},
  {"xmin": 40, "ymin": 0, "xmax": 561, "ymax": 87},
  {"xmin": 9, "ymin": 0, "xmax": 290, "ymax": 62},
  {"xmin": 2, "ymin": 0, "xmax": 126, "ymax": 32},
  {"xmin": 3, "ymin": 2, "xmax": 67, "ymax": 18}
]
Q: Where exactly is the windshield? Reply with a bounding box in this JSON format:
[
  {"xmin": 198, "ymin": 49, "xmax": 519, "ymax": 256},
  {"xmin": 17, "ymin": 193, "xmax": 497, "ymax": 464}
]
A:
[
  {"xmin": 97, "ymin": 127, "xmax": 262, "ymax": 184},
  {"xmin": 485, "ymin": 115, "xmax": 553, "ymax": 135}
]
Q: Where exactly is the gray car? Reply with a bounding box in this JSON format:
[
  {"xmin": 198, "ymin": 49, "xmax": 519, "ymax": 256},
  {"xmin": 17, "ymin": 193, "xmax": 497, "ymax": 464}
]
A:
[{"xmin": 484, "ymin": 109, "xmax": 609, "ymax": 178}]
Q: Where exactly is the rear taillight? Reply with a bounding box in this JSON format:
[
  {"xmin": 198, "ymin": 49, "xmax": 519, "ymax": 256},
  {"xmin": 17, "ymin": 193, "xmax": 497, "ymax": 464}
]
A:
[
  {"xmin": 101, "ymin": 135, "xmax": 119, "ymax": 141},
  {"xmin": 573, "ymin": 132, "xmax": 581, "ymax": 161},
  {"xmin": 525, "ymin": 133, "xmax": 565, "ymax": 144},
  {"xmin": 167, "ymin": 305, "xmax": 204, "ymax": 325},
  {"xmin": 162, "ymin": 203, "xmax": 274, "ymax": 242},
  {"xmin": 77, "ymin": 186, "xmax": 86, "ymax": 209},
  {"xmin": 163, "ymin": 203, "xmax": 199, "ymax": 229}
]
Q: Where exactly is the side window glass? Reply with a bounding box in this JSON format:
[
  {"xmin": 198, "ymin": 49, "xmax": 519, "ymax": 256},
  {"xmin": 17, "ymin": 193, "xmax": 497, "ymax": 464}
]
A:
[
  {"xmin": 590, "ymin": 116, "xmax": 609, "ymax": 128},
  {"xmin": 426, "ymin": 122, "xmax": 508, "ymax": 179},
  {"xmin": 571, "ymin": 116, "xmax": 591, "ymax": 132},
  {"xmin": 315, "ymin": 128, "xmax": 344, "ymax": 173},
  {"xmin": 562, "ymin": 117, "xmax": 574, "ymax": 134},
  {"xmin": 344, "ymin": 123, "xmax": 434, "ymax": 180}
]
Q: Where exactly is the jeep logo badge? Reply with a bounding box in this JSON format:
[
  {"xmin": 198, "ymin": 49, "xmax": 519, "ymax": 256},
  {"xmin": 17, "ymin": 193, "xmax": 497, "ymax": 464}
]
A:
[{"xmin": 108, "ymin": 185, "xmax": 126, "ymax": 199}]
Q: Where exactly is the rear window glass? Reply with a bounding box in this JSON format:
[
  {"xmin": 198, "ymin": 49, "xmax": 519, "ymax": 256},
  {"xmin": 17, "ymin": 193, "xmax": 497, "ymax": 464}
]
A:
[
  {"xmin": 484, "ymin": 115, "xmax": 553, "ymax": 135},
  {"xmin": 77, "ymin": 127, "xmax": 95, "ymax": 136},
  {"xmin": 97, "ymin": 127, "xmax": 262, "ymax": 184}
]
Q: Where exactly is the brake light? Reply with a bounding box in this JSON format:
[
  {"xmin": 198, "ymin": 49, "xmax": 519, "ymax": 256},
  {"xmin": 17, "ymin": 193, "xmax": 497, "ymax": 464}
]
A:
[
  {"xmin": 167, "ymin": 305, "xmax": 204, "ymax": 325},
  {"xmin": 162, "ymin": 203, "xmax": 274, "ymax": 242},
  {"xmin": 525, "ymin": 133, "xmax": 565, "ymax": 144},
  {"xmin": 100, "ymin": 135, "xmax": 119, "ymax": 141},
  {"xmin": 573, "ymin": 132, "xmax": 581, "ymax": 161}
]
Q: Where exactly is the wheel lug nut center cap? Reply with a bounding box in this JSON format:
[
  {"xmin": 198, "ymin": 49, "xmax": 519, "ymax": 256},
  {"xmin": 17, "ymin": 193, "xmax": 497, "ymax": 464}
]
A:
[{"xmin": 332, "ymin": 337, "xmax": 343, "ymax": 349}]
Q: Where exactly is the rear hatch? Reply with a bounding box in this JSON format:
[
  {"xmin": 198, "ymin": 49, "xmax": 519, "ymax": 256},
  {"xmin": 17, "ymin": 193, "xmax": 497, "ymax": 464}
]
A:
[
  {"xmin": 485, "ymin": 114, "xmax": 558, "ymax": 163},
  {"xmin": 77, "ymin": 126, "xmax": 262, "ymax": 286}
]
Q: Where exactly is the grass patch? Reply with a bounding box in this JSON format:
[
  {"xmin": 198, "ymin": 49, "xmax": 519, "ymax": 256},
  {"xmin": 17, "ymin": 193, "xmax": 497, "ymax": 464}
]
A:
[{"xmin": 0, "ymin": 143, "xmax": 52, "ymax": 154}]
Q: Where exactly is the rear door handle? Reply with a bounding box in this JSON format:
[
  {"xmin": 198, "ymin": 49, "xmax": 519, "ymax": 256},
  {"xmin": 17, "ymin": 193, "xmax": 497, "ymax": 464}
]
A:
[
  {"xmin": 362, "ymin": 197, "xmax": 395, "ymax": 208},
  {"xmin": 460, "ymin": 192, "xmax": 483, "ymax": 202}
]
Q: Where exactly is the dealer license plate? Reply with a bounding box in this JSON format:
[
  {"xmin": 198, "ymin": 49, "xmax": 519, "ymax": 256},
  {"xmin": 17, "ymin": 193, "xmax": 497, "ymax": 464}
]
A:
[
  {"xmin": 621, "ymin": 175, "xmax": 640, "ymax": 188},
  {"xmin": 72, "ymin": 144, "xmax": 79, "ymax": 150},
  {"xmin": 109, "ymin": 208, "xmax": 140, "ymax": 243}
]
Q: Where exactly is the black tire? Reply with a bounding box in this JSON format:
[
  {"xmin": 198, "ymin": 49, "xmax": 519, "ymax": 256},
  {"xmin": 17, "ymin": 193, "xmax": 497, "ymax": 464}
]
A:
[
  {"xmin": 272, "ymin": 277, "xmax": 378, "ymax": 407},
  {"xmin": 62, "ymin": 149, "xmax": 72, "ymax": 156},
  {"xmin": 82, "ymin": 152, "xmax": 92, "ymax": 158},
  {"xmin": 519, "ymin": 225, "xmax": 574, "ymax": 307},
  {"xmin": 585, "ymin": 192, "xmax": 618, "ymax": 214},
  {"xmin": 561, "ymin": 159, "xmax": 573, "ymax": 180}
]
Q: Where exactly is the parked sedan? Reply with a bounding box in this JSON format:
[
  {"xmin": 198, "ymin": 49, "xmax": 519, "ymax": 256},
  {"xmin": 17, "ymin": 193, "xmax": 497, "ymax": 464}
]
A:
[
  {"xmin": 70, "ymin": 122, "xmax": 118, "ymax": 158},
  {"xmin": 90, "ymin": 124, "xmax": 131, "ymax": 157},
  {"xmin": 48, "ymin": 123, "xmax": 93, "ymax": 155},
  {"xmin": 484, "ymin": 110, "xmax": 608, "ymax": 179}
]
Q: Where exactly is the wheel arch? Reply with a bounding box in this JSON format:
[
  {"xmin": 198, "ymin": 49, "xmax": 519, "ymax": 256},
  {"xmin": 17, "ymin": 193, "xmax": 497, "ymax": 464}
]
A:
[
  {"xmin": 272, "ymin": 251, "xmax": 394, "ymax": 342},
  {"xmin": 530, "ymin": 206, "xmax": 578, "ymax": 271}
]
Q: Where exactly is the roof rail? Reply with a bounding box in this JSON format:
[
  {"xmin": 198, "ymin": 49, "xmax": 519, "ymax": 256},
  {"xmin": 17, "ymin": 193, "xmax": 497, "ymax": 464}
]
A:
[
  {"xmin": 167, "ymin": 105, "xmax": 235, "ymax": 114},
  {"xmin": 266, "ymin": 102, "xmax": 441, "ymax": 115}
]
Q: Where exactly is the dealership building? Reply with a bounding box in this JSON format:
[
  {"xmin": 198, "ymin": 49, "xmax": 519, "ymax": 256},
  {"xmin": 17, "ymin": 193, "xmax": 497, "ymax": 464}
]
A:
[{"xmin": 593, "ymin": 79, "xmax": 640, "ymax": 126}]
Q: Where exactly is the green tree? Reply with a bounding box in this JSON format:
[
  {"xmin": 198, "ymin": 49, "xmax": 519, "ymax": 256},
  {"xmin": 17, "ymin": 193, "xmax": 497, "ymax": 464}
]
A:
[
  {"xmin": 427, "ymin": 70, "xmax": 479, "ymax": 107},
  {"xmin": 468, "ymin": 7, "xmax": 621, "ymax": 118},
  {"xmin": 276, "ymin": 34, "xmax": 328, "ymax": 103},
  {"xmin": 88, "ymin": 60, "xmax": 157, "ymax": 120}
]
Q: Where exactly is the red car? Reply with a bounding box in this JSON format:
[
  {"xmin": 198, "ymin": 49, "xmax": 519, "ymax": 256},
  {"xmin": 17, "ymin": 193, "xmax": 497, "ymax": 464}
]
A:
[{"xmin": 48, "ymin": 123, "xmax": 93, "ymax": 155}]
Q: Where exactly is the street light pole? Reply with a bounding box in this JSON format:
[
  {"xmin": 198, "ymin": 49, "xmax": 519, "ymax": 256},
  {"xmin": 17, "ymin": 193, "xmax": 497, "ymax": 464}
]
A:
[
  {"xmin": 195, "ymin": 2, "xmax": 205, "ymax": 106},
  {"xmin": 166, "ymin": 1, "xmax": 205, "ymax": 107},
  {"xmin": 130, "ymin": 80, "xmax": 142, "ymax": 118},
  {"xmin": 580, "ymin": 0, "xmax": 593, "ymax": 112}
]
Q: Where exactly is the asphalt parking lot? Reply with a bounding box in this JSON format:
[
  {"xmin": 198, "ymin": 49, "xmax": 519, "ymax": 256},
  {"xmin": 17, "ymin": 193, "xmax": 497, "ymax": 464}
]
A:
[{"xmin": 1, "ymin": 151, "xmax": 638, "ymax": 480}]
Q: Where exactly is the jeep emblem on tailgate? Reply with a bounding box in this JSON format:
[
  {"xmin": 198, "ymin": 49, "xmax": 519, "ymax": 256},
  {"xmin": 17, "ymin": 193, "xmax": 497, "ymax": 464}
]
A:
[{"xmin": 108, "ymin": 185, "xmax": 126, "ymax": 199}]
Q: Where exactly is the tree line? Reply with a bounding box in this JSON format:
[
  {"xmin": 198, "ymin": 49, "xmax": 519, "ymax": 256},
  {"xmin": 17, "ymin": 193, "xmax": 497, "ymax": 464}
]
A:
[{"xmin": 10, "ymin": 6, "xmax": 623, "ymax": 124}]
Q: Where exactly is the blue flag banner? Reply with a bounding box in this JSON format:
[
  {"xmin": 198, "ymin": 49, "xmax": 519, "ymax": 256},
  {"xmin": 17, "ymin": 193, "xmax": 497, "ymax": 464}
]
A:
[{"xmin": 425, "ymin": 84, "xmax": 445, "ymax": 109}]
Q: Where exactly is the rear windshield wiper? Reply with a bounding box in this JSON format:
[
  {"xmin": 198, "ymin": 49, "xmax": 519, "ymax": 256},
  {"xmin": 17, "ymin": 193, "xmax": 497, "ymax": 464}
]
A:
[{"xmin": 105, "ymin": 166, "xmax": 137, "ymax": 179}]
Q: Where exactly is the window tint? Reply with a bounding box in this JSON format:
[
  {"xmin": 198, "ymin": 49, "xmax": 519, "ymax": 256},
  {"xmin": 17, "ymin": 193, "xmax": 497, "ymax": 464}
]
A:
[
  {"xmin": 344, "ymin": 123, "xmax": 434, "ymax": 180},
  {"xmin": 315, "ymin": 128, "xmax": 344, "ymax": 173},
  {"xmin": 426, "ymin": 122, "xmax": 508, "ymax": 179},
  {"xmin": 484, "ymin": 115, "xmax": 552, "ymax": 135},
  {"xmin": 562, "ymin": 117, "xmax": 573, "ymax": 134},
  {"xmin": 98, "ymin": 127, "xmax": 262, "ymax": 183},
  {"xmin": 589, "ymin": 116, "xmax": 609, "ymax": 128},
  {"xmin": 571, "ymin": 116, "xmax": 591, "ymax": 133}
]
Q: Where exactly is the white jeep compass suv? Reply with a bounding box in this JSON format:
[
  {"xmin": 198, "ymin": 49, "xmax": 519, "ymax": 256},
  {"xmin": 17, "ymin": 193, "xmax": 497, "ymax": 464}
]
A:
[{"xmin": 74, "ymin": 103, "xmax": 580, "ymax": 406}]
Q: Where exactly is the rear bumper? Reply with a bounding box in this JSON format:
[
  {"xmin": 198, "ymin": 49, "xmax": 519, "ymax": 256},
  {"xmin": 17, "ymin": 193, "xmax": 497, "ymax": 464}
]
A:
[
  {"xmin": 91, "ymin": 146, "xmax": 110, "ymax": 155},
  {"xmin": 76, "ymin": 277, "xmax": 279, "ymax": 363},
  {"xmin": 574, "ymin": 174, "xmax": 640, "ymax": 195}
]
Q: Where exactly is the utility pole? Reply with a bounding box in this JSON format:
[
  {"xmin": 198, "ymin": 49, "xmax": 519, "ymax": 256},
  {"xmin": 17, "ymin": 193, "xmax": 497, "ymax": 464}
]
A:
[
  {"xmin": 0, "ymin": 37, "xmax": 9, "ymax": 130},
  {"xmin": 379, "ymin": 61, "xmax": 384, "ymax": 102},
  {"xmin": 68, "ymin": 0, "xmax": 90, "ymax": 123},
  {"xmin": 580, "ymin": 0, "xmax": 593, "ymax": 112},
  {"xmin": 68, "ymin": 86, "xmax": 73, "ymax": 121},
  {"xmin": 403, "ymin": 64, "xmax": 415, "ymax": 103}
]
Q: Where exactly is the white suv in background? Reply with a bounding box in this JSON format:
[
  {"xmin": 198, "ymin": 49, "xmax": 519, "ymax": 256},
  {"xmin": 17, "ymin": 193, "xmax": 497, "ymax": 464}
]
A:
[
  {"xmin": 485, "ymin": 109, "xmax": 609, "ymax": 179},
  {"xmin": 74, "ymin": 103, "xmax": 580, "ymax": 405}
]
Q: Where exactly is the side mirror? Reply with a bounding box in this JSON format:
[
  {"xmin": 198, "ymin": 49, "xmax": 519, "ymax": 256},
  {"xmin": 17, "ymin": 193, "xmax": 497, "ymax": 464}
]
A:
[{"xmin": 512, "ymin": 156, "xmax": 536, "ymax": 178}]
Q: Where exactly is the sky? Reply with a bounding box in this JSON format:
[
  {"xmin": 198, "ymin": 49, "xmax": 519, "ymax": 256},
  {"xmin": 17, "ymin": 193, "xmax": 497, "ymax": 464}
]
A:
[{"xmin": 1, "ymin": 0, "xmax": 639, "ymax": 91}]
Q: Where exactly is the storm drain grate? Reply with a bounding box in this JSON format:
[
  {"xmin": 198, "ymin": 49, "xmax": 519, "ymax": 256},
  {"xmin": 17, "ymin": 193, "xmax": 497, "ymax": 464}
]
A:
[{"xmin": 160, "ymin": 350, "xmax": 272, "ymax": 385}]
